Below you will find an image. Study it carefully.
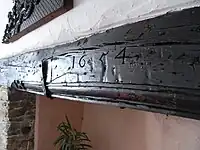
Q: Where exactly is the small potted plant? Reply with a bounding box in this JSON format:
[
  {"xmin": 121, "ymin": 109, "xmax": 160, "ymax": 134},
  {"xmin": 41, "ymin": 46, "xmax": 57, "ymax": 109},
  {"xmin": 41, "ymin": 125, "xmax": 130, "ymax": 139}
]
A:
[{"xmin": 54, "ymin": 115, "xmax": 92, "ymax": 150}]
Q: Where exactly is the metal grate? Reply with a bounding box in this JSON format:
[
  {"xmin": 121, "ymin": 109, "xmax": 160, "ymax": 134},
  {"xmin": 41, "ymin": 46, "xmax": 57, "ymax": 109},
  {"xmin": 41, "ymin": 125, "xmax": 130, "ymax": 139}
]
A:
[
  {"xmin": 21, "ymin": 0, "xmax": 64, "ymax": 30},
  {"xmin": 2, "ymin": 0, "xmax": 73, "ymax": 43}
]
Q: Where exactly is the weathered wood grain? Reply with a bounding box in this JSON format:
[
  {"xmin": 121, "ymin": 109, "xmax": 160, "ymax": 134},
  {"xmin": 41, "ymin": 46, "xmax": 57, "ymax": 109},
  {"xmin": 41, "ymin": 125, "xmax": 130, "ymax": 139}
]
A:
[{"xmin": 1, "ymin": 7, "xmax": 200, "ymax": 119}]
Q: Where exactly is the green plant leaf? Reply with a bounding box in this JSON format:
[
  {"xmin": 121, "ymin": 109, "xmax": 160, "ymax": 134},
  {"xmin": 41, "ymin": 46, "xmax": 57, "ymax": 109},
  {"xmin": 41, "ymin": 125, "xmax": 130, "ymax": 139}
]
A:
[
  {"xmin": 54, "ymin": 115, "xmax": 92, "ymax": 150},
  {"xmin": 65, "ymin": 115, "xmax": 72, "ymax": 129},
  {"xmin": 54, "ymin": 134, "xmax": 65, "ymax": 146},
  {"xmin": 80, "ymin": 144, "xmax": 92, "ymax": 148},
  {"xmin": 58, "ymin": 125, "xmax": 69, "ymax": 136}
]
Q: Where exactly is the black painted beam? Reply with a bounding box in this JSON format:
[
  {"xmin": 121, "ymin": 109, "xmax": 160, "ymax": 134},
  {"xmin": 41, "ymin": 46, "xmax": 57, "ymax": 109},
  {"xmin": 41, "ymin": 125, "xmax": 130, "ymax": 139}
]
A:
[{"xmin": 1, "ymin": 7, "xmax": 200, "ymax": 120}]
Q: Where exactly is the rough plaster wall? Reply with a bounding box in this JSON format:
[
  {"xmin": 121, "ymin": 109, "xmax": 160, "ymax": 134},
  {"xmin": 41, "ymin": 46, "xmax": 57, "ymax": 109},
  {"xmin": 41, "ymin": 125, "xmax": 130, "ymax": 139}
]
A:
[
  {"xmin": 0, "ymin": 86, "xmax": 9, "ymax": 150},
  {"xmin": 35, "ymin": 96, "xmax": 200, "ymax": 150},
  {"xmin": 35, "ymin": 96, "xmax": 84, "ymax": 150},
  {"xmin": 0, "ymin": 0, "xmax": 200, "ymax": 58},
  {"xmin": 145, "ymin": 113, "xmax": 200, "ymax": 150},
  {"xmin": 82, "ymin": 103, "xmax": 200, "ymax": 150}
]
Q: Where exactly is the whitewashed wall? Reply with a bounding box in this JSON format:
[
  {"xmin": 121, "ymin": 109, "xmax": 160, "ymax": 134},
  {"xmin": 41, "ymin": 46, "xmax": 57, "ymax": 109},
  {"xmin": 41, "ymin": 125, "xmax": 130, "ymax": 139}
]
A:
[{"xmin": 0, "ymin": 0, "xmax": 199, "ymax": 59}]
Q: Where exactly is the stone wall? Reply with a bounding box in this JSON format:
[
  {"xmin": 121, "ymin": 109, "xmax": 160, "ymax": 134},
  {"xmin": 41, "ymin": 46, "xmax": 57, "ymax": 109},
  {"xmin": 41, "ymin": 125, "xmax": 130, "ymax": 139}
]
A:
[
  {"xmin": 0, "ymin": 86, "xmax": 9, "ymax": 150},
  {"xmin": 7, "ymin": 89, "xmax": 35, "ymax": 150}
]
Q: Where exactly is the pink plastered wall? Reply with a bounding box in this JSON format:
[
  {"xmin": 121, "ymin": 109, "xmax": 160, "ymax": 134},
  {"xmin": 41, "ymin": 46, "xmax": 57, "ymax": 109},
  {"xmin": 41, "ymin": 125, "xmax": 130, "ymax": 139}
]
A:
[
  {"xmin": 82, "ymin": 103, "xmax": 200, "ymax": 150},
  {"xmin": 35, "ymin": 96, "xmax": 200, "ymax": 150},
  {"xmin": 35, "ymin": 96, "xmax": 84, "ymax": 150}
]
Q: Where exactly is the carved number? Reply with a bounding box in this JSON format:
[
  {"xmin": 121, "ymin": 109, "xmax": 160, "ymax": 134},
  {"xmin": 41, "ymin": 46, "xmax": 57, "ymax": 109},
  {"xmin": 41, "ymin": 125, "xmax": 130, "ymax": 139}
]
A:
[
  {"xmin": 72, "ymin": 56, "xmax": 75, "ymax": 69},
  {"xmin": 115, "ymin": 47, "xmax": 129, "ymax": 64},
  {"xmin": 79, "ymin": 55, "xmax": 86, "ymax": 68},
  {"xmin": 99, "ymin": 51, "xmax": 109, "ymax": 82},
  {"xmin": 99, "ymin": 51, "xmax": 109, "ymax": 63}
]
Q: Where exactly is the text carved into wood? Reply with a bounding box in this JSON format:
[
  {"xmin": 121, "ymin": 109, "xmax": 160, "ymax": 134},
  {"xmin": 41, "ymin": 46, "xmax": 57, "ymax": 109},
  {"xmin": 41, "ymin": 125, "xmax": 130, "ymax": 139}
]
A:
[{"xmin": 1, "ymin": 7, "xmax": 200, "ymax": 120}]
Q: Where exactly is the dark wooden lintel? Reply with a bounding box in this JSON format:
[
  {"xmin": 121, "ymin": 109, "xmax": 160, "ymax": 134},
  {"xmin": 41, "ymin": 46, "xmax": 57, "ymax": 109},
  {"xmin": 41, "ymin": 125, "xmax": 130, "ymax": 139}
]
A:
[{"xmin": 1, "ymin": 7, "xmax": 200, "ymax": 120}]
